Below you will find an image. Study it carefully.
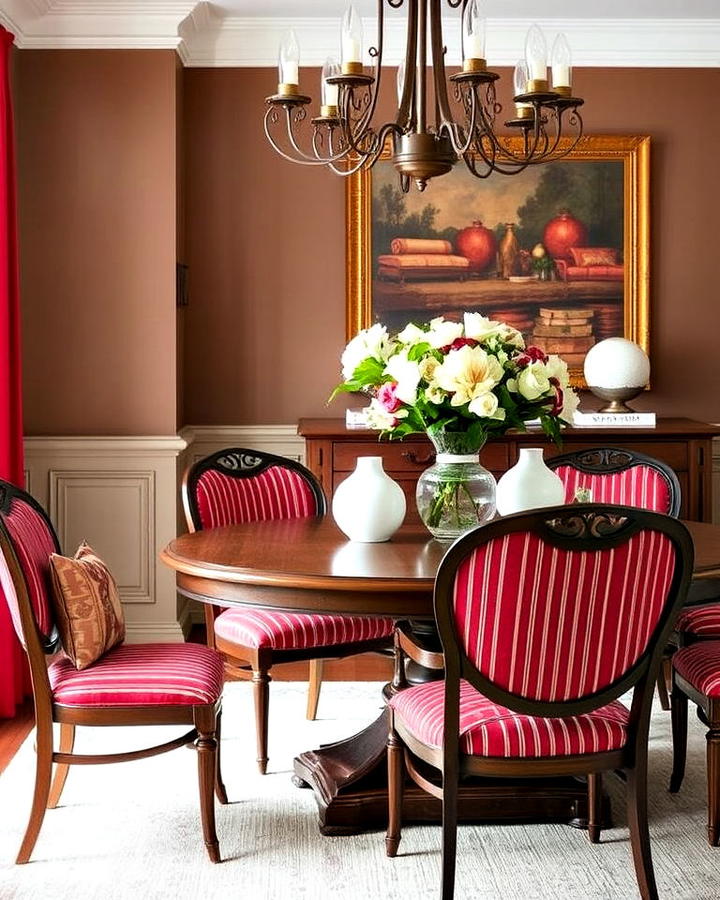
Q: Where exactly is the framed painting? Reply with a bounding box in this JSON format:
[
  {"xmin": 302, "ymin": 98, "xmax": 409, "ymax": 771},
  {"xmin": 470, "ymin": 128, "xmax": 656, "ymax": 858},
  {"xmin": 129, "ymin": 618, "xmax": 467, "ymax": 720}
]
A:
[{"xmin": 346, "ymin": 134, "xmax": 650, "ymax": 386}]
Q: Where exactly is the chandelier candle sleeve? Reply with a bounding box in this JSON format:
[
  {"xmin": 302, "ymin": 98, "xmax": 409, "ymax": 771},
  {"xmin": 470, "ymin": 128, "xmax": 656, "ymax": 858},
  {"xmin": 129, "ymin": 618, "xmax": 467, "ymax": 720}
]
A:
[
  {"xmin": 551, "ymin": 33, "xmax": 572, "ymax": 93},
  {"xmin": 525, "ymin": 24, "xmax": 548, "ymax": 89},
  {"xmin": 341, "ymin": 5, "xmax": 363, "ymax": 72},
  {"xmin": 321, "ymin": 57, "xmax": 340, "ymax": 114},
  {"xmin": 462, "ymin": 0, "xmax": 486, "ymax": 69},
  {"xmin": 278, "ymin": 30, "xmax": 300, "ymax": 90},
  {"xmin": 513, "ymin": 59, "xmax": 532, "ymax": 119}
]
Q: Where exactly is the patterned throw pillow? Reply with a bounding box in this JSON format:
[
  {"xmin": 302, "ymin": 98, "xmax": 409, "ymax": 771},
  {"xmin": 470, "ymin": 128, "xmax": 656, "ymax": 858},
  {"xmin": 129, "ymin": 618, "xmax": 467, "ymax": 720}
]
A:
[
  {"xmin": 569, "ymin": 247, "xmax": 618, "ymax": 267},
  {"xmin": 49, "ymin": 542, "xmax": 125, "ymax": 670}
]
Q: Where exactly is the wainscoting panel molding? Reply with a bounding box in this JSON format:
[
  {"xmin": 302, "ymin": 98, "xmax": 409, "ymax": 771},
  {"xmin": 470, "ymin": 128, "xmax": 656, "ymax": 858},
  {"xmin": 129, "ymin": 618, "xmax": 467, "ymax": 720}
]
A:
[{"xmin": 24, "ymin": 436, "xmax": 187, "ymax": 644}]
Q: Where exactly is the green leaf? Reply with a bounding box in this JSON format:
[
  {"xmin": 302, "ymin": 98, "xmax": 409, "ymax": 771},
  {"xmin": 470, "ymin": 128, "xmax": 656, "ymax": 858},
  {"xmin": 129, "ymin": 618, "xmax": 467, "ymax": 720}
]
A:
[
  {"xmin": 351, "ymin": 357, "xmax": 385, "ymax": 387},
  {"xmin": 407, "ymin": 341, "xmax": 432, "ymax": 362}
]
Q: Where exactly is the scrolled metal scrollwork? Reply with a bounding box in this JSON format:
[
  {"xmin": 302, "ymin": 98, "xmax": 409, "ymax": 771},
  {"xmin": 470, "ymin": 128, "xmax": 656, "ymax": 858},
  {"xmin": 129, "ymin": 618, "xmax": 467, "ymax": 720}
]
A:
[
  {"xmin": 572, "ymin": 448, "xmax": 635, "ymax": 471},
  {"xmin": 216, "ymin": 452, "xmax": 264, "ymax": 474},
  {"xmin": 546, "ymin": 511, "xmax": 630, "ymax": 540}
]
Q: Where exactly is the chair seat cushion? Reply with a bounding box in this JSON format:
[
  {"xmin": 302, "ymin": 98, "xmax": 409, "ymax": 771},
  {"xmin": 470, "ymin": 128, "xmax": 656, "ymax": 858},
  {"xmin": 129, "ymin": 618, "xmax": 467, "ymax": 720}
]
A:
[
  {"xmin": 675, "ymin": 604, "xmax": 720, "ymax": 637},
  {"xmin": 49, "ymin": 643, "xmax": 224, "ymax": 707},
  {"xmin": 389, "ymin": 679, "xmax": 630, "ymax": 758},
  {"xmin": 673, "ymin": 641, "xmax": 720, "ymax": 697},
  {"xmin": 213, "ymin": 608, "xmax": 394, "ymax": 650}
]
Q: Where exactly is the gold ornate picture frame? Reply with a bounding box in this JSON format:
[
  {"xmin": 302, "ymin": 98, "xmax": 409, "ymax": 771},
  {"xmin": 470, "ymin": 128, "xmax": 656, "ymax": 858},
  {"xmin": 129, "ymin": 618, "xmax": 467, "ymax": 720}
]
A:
[{"xmin": 346, "ymin": 134, "xmax": 649, "ymax": 387}]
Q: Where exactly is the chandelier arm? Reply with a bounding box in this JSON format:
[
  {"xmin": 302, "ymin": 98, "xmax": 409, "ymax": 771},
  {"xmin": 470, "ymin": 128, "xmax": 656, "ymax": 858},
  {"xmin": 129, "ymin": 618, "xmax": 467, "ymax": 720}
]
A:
[
  {"xmin": 430, "ymin": 0, "xmax": 464, "ymax": 151},
  {"xmin": 345, "ymin": 0, "xmax": 387, "ymax": 142},
  {"xmin": 438, "ymin": 83, "xmax": 478, "ymax": 157},
  {"xmin": 263, "ymin": 107, "xmax": 343, "ymax": 167},
  {"xmin": 396, "ymin": 0, "xmax": 418, "ymax": 132}
]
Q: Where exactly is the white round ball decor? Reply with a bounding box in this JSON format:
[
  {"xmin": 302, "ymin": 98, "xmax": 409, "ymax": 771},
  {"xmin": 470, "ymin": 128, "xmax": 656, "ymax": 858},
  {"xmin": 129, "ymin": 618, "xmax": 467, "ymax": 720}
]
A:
[{"xmin": 583, "ymin": 338, "xmax": 650, "ymax": 413}]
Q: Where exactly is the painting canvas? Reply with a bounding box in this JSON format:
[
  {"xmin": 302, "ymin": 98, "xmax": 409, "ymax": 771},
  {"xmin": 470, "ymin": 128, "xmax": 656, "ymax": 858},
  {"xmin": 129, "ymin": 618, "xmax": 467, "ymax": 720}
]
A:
[{"xmin": 346, "ymin": 135, "xmax": 649, "ymax": 386}]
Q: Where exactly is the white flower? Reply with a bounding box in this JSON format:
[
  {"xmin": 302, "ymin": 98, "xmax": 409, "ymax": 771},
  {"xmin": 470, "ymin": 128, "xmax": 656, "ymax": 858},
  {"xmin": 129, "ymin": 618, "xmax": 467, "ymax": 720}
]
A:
[
  {"xmin": 418, "ymin": 356, "xmax": 440, "ymax": 383},
  {"xmin": 545, "ymin": 354, "xmax": 570, "ymax": 388},
  {"xmin": 434, "ymin": 345, "xmax": 504, "ymax": 407},
  {"xmin": 426, "ymin": 316, "xmax": 463, "ymax": 349},
  {"xmin": 425, "ymin": 385, "xmax": 446, "ymax": 405},
  {"xmin": 468, "ymin": 392, "xmax": 505, "ymax": 421},
  {"xmin": 397, "ymin": 323, "xmax": 427, "ymax": 346},
  {"xmin": 384, "ymin": 350, "xmax": 421, "ymax": 405},
  {"xmin": 341, "ymin": 324, "xmax": 393, "ymax": 380},
  {"xmin": 364, "ymin": 398, "xmax": 397, "ymax": 431},
  {"xmin": 463, "ymin": 313, "xmax": 524, "ymax": 350},
  {"xmin": 560, "ymin": 385, "xmax": 581, "ymax": 421},
  {"xmin": 517, "ymin": 362, "xmax": 551, "ymax": 400}
]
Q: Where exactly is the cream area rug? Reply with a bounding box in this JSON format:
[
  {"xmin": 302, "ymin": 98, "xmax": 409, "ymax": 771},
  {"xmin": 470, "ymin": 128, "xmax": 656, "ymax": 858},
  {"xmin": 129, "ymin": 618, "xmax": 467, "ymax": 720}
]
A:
[{"xmin": 0, "ymin": 681, "xmax": 718, "ymax": 900}]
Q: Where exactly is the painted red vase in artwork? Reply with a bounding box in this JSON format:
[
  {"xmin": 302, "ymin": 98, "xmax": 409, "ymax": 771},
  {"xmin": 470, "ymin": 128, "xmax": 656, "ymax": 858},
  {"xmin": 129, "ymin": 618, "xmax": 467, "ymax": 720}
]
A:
[
  {"xmin": 542, "ymin": 210, "xmax": 588, "ymax": 260},
  {"xmin": 455, "ymin": 220, "xmax": 497, "ymax": 272}
]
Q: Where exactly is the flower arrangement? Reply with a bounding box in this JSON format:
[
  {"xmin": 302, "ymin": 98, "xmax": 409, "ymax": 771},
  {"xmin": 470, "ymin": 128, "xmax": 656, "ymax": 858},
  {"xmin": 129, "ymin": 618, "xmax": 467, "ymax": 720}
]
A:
[
  {"xmin": 333, "ymin": 312, "xmax": 578, "ymax": 449},
  {"xmin": 332, "ymin": 313, "xmax": 578, "ymax": 538}
]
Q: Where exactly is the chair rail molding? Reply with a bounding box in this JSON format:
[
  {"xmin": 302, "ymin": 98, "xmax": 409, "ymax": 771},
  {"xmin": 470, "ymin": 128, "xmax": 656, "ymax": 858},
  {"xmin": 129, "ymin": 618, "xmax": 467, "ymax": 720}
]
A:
[{"xmin": 23, "ymin": 434, "xmax": 187, "ymax": 644}]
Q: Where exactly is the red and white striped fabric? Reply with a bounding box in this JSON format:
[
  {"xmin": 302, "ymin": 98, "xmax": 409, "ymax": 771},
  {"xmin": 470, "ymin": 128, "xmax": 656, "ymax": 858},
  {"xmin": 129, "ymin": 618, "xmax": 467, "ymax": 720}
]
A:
[
  {"xmin": 673, "ymin": 641, "xmax": 720, "ymax": 697},
  {"xmin": 451, "ymin": 529, "xmax": 676, "ymax": 702},
  {"xmin": 675, "ymin": 604, "xmax": 720, "ymax": 637},
  {"xmin": 49, "ymin": 642, "xmax": 224, "ymax": 707},
  {"xmin": 2, "ymin": 497, "xmax": 56, "ymax": 641},
  {"xmin": 390, "ymin": 679, "xmax": 629, "ymax": 757},
  {"xmin": 195, "ymin": 467, "xmax": 319, "ymax": 530},
  {"xmin": 553, "ymin": 465, "xmax": 672, "ymax": 513},
  {"xmin": 214, "ymin": 607, "xmax": 393, "ymax": 650}
]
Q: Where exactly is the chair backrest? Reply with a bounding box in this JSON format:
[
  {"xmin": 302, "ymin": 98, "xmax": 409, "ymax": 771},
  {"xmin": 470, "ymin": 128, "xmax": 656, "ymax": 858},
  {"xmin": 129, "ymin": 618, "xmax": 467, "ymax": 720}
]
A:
[
  {"xmin": 434, "ymin": 505, "xmax": 692, "ymax": 722},
  {"xmin": 546, "ymin": 447, "xmax": 681, "ymax": 516},
  {"xmin": 182, "ymin": 448, "xmax": 326, "ymax": 533}
]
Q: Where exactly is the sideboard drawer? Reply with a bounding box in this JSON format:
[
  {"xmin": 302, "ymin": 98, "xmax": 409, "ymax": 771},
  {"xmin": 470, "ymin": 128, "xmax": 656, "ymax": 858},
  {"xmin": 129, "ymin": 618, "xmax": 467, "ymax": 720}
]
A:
[{"xmin": 334, "ymin": 441, "xmax": 509, "ymax": 473}]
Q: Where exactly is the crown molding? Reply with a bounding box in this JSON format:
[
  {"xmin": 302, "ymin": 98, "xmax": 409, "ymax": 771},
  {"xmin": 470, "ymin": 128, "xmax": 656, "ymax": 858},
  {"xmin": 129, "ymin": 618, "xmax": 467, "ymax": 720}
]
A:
[{"xmin": 0, "ymin": 2, "xmax": 718, "ymax": 67}]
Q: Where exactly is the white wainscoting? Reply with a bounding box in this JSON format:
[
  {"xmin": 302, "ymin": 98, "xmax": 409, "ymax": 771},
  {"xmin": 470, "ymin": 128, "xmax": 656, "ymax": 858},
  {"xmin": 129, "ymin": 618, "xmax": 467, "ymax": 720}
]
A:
[{"xmin": 24, "ymin": 436, "xmax": 187, "ymax": 644}]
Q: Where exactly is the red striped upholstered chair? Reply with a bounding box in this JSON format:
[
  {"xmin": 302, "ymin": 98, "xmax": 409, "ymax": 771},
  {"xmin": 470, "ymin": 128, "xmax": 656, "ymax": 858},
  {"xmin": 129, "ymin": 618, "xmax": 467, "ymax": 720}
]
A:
[
  {"xmin": 0, "ymin": 479, "xmax": 226, "ymax": 864},
  {"xmin": 669, "ymin": 641, "xmax": 720, "ymax": 845},
  {"xmin": 385, "ymin": 505, "xmax": 692, "ymax": 900},
  {"xmin": 182, "ymin": 448, "xmax": 394, "ymax": 774}
]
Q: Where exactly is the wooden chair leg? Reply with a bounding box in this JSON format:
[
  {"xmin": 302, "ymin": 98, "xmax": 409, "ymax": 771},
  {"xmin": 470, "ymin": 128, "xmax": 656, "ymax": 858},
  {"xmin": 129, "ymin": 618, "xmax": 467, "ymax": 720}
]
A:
[
  {"xmin": 669, "ymin": 686, "xmax": 688, "ymax": 793},
  {"xmin": 203, "ymin": 604, "xmax": 220, "ymax": 650},
  {"xmin": 587, "ymin": 772, "xmax": 601, "ymax": 843},
  {"xmin": 626, "ymin": 752, "xmax": 659, "ymax": 900},
  {"xmin": 706, "ymin": 723, "xmax": 720, "ymax": 846},
  {"xmin": 656, "ymin": 663, "xmax": 670, "ymax": 711},
  {"xmin": 385, "ymin": 723, "xmax": 403, "ymax": 857},
  {"xmin": 214, "ymin": 711, "xmax": 229, "ymax": 805},
  {"xmin": 252, "ymin": 667, "xmax": 271, "ymax": 775},
  {"xmin": 441, "ymin": 776, "xmax": 459, "ymax": 900},
  {"xmin": 17, "ymin": 717, "xmax": 54, "ymax": 864},
  {"xmin": 306, "ymin": 658, "xmax": 324, "ymax": 721},
  {"xmin": 194, "ymin": 706, "xmax": 220, "ymax": 863},
  {"xmin": 47, "ymin": 723, "xmax": 75, "ymax": 809}
]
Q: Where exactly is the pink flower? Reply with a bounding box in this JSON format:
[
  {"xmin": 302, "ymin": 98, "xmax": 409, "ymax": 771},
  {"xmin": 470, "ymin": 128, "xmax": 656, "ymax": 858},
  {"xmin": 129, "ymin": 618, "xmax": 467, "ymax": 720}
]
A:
[
  {"xmin": 377, "ymin": 381, "xmax": 403, "ymax": 414},
  {"xmin": 515, "ymin": 345, "xmax": 548, "ymax": 367}
]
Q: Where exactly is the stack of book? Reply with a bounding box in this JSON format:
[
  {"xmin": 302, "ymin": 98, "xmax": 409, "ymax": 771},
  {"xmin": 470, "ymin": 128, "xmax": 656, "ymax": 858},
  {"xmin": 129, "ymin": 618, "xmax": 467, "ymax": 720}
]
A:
[{"xmin": 531, "ymin": 308, "xmax": 596, "ymax": 366}]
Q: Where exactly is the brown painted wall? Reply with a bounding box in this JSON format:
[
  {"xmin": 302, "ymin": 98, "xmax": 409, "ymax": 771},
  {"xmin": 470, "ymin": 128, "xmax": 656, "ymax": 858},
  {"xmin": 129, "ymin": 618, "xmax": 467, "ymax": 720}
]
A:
[
  {"xmin": 183, "ymin": 67, "xmax": 720, "ymax": 425},
  {"xmin": 15, "ymin": 50, "xmax": 178, "ymax": 435}
]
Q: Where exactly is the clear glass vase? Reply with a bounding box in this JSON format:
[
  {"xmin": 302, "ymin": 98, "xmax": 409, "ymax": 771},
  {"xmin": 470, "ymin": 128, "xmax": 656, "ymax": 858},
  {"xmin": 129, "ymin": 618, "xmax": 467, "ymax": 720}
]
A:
[{"xmin": 416, "ymin": 433, "xmax": 497, "ymax": 541}]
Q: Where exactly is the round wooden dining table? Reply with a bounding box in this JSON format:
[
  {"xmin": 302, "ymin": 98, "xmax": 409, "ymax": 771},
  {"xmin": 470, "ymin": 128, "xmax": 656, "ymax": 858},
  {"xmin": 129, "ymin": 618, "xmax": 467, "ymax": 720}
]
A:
[{"xmin": 161, "ymin": 515, "xmax": 720, "ymax": 835}]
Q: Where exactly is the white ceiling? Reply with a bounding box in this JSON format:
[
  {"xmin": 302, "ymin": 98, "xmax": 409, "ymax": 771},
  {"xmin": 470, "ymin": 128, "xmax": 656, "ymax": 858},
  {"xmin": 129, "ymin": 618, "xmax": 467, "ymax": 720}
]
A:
[
  {"xmin": 0, "ymin": 0, "xmax": 718, "ymax": 66},
  {"xmin": 213, "ymin": 1, "xmax": 720, "ymax": 18}
]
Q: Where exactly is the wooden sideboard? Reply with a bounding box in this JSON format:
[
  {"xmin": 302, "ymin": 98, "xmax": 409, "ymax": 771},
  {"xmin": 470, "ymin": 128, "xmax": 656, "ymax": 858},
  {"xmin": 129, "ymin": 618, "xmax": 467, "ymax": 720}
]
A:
[{"xmin": 298, "ymin": 417, "xmax": 720, "ymax": 524}]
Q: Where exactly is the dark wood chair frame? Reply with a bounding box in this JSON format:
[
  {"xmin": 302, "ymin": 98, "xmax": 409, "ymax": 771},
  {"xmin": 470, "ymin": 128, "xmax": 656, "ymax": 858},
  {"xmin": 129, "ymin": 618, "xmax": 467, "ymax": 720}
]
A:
[
  {"xmin": 181, "ymin": 447, "xmax": 393, "ymax": 774},
  {"xmin": 385, "ymin": 505, "xmax": 693, "ymax": 900},
  {"xmin": 0, "ymin": 480, "xmax": 226, "ymax": 864},
  {"xmin": 547, "ymin": 447, "xmax": 683, "ymax": 712}
]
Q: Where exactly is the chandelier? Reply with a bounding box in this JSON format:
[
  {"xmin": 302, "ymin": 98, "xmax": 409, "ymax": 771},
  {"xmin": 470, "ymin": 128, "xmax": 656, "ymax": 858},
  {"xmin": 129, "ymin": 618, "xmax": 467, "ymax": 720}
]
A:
[{"xmin": 264, "ymin": 1, "xmax": 584, "ymax": 192}]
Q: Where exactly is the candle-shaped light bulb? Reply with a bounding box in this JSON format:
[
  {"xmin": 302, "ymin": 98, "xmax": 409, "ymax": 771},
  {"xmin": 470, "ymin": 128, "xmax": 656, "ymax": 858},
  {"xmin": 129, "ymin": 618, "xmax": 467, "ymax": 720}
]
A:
[
  {"xmin": 513, "ymin": 58, "xmax": 532, "ymax": 117},
  {"xmin": 462, "ymin": 0, "xmax": 486, "ymax": 63},
  {"xmin": 396, "ymin": 59, "xmax": 406, "ymax": 105},
  {"xmin": 551, "ymin": 32, "xmax": 572, "ymax": 91},
  {"xmin": 341, "ymin": 5, "xmax": 363, "ymax": 68},
  {"xmin": 321, "ymin": 56, "xmax": 340, "ymax": 110},
  {"xmin": 513, "ymin": 57, "xmax": 529, "ymax": 97},
  {"xmin": 278, "ymin": 29, "xmax": 300, "ymax": 89},
  {"xmin": 524, "ymin": 24, "xmax": 548, "ymax": 85}
]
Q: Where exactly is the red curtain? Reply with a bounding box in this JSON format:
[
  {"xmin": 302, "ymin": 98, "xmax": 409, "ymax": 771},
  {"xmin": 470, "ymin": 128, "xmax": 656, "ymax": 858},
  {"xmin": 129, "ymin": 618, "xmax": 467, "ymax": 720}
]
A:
[{"xmin": 0, "ymin": 26, "xmax": 29, "ymax": 718}]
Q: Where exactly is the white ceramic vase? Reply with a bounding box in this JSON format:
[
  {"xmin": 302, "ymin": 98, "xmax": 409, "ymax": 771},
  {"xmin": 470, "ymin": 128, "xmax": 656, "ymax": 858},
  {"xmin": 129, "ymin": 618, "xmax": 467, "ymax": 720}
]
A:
[
  {"xmin": 496, "ymin": 448, "xmax": 566, "ymax": 516},
  {"xmin": 331, "ymin": 456, "xmax": 406, "ymax": 542}
]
